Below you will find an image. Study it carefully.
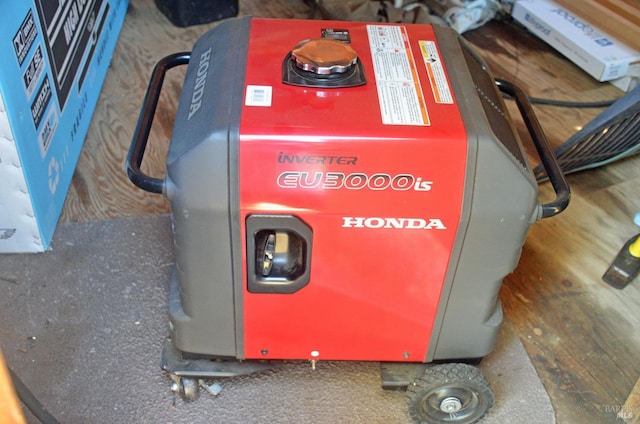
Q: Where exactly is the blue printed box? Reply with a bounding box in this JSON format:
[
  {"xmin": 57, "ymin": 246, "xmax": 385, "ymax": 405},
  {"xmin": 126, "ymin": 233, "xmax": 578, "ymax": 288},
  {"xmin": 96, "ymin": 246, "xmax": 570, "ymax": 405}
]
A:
[{"xmin": 0, "ymin": 0, "xmax": 128, "ymax": 252}]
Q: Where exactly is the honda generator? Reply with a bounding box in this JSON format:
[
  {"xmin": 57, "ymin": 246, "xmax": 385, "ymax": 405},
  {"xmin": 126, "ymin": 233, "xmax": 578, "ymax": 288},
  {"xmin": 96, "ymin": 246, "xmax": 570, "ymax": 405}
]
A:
[{"xmin": 127, "ymin": 16, "xmax": 569, "ymax": 424}]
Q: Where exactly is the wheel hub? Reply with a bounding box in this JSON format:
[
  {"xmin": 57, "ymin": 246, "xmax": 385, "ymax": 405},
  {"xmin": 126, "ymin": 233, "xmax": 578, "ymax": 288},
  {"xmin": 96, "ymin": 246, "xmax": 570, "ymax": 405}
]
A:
[{"xmin": 440, "ymin": 396, "xmax": 463, "ymax": 413}]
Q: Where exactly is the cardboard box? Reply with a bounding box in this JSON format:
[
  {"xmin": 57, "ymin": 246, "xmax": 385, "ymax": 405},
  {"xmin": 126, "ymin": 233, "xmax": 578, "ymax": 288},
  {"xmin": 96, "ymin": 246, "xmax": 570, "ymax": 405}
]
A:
[
  {"xmin": 0, "ymin": 0, "xmax": 128, "ymax": 253},
  {"xmin": 512, "ymin": 0, "xmax": 640, "ymax": 82}
]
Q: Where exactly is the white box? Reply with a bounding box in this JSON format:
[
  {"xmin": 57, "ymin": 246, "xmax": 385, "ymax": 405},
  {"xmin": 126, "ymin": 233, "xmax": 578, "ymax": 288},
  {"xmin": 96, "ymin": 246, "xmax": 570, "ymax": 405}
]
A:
[
  {"xmin": 610, "ymin": 63, "xmax": 640, "ymax": 92},
  {"xmin": 512, "ymin": 0, "xmax": 640, "ymax": 82},
  {"xmin": 0, "ymin": 0, "xmax": 128, "ymax": 253}
]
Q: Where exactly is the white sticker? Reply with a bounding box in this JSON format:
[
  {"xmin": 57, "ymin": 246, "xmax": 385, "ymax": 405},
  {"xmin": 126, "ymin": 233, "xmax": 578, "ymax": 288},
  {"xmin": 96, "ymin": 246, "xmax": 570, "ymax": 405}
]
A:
[
  {"xmin": 245, "ymin": 85, "xmax": 272, "ymax": 107},
  {"xmin": 367, "ymin": 25, "xmax": 429, "ymax": 126}
]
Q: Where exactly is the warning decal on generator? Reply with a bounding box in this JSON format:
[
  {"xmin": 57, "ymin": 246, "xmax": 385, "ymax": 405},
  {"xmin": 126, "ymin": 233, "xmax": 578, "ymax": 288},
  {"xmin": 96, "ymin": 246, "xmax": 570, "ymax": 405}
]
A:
[
  {"xmin": 419, "ymin": 41, "xmax": 454, "ymax": 104},
  {"xmin": 366, "ymin": 25, "xmax": 430, "ymax": 126}
]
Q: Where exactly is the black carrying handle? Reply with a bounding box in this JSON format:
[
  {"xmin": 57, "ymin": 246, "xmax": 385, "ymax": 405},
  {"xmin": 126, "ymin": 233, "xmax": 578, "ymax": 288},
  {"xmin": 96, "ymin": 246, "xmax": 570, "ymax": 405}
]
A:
[
  {"xmin": 126, "ymin": 52, "xmax": 191, "ymax": 194},
  {"xmin": 495, "ymin": 79, "xmax": 571, "ymax": 219}
]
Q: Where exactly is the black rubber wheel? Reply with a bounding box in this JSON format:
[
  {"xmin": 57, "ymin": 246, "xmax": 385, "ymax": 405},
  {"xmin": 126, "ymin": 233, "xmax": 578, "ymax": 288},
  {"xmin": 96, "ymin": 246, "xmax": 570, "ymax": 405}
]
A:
[{"xmin": 406, "ymin": 363, "xmax": 494, "ymax": 424}]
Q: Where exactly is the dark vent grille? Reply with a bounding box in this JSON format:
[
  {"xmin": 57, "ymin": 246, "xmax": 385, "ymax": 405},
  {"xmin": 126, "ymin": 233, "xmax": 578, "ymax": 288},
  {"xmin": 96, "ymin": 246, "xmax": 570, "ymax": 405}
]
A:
[{"xmin": 459, "ymin": 41, "xmax": 527, "ymax": 169}]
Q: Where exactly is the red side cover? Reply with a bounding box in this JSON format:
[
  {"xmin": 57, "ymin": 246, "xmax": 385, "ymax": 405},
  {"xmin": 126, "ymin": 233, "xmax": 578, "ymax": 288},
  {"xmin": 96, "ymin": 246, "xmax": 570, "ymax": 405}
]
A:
[{"xmin": 238, "ymin": 18, "xmax": 467, "ymax": 362}]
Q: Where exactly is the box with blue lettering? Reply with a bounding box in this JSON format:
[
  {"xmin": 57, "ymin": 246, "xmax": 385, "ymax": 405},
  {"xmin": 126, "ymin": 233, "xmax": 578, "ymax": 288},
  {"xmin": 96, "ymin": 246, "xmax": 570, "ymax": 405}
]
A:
[{"xmin": 0, "ymin": 0, "xmax": 128, "ymax": 252}]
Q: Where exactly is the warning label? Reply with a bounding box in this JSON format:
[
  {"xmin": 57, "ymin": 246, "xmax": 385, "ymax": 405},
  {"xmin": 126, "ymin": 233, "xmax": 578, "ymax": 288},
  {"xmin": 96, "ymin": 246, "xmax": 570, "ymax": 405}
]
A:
[
  {"xmin": 419, "ymin": 41, "xmax": 453, "ymax": 104},
  {"xmin": 367, "ymin": 25, "xmax": 429, "ymax": 126}
]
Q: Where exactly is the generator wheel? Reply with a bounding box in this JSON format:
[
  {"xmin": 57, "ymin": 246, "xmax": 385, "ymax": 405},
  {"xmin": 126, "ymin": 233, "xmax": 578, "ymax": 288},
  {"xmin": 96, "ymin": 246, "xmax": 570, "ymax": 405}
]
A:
[
  {"xmin": 406, "ymin": 363, "xmax": 493, "ymax": 424},
  {"xmin": 173, "ymin": 377, "xmax": 200, "ymax": 402}
]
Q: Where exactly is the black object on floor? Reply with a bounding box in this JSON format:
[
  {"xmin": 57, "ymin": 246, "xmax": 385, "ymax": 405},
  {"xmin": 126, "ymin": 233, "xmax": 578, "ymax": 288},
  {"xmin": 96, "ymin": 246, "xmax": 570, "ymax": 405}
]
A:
[
  {"xmin": 603, "ymin": 233, "xmax": 640, "ymax": 289},
  {"xmin": 154, "ymin": 0, "xmax": 239, "ymax": 27}
]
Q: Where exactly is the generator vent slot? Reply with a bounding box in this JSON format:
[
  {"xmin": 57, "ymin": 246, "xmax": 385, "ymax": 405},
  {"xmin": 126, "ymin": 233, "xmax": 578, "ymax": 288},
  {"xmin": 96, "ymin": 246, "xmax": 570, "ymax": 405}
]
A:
[{"xmin": 459, "ymin": 42, "xmax": 527, "ymax": 169}]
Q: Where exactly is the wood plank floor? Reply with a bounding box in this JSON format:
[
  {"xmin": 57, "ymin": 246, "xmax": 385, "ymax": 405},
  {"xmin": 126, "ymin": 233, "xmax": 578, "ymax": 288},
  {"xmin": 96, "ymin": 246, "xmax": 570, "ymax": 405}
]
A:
[{"xmin": 60, "ymin": 1, "xmax": 640, "ymax": 422}]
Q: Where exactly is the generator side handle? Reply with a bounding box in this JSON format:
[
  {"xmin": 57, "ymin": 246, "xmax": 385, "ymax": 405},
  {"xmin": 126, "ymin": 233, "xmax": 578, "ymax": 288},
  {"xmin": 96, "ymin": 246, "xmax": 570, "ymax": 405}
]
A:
[
  {"xmin": 126, "ymin": 52, "xmax": 191, "ymax": 194},
  {"xmin": 495, "ymin": 79, "xmax": 571, "ymax": 219}
]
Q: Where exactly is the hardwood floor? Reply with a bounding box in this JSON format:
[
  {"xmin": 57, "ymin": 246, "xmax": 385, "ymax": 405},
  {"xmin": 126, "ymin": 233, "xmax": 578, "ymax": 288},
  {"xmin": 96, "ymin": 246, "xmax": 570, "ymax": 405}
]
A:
[{"xmin": 61, "ymin": 1, "xmax": 640, "ymax": 422}]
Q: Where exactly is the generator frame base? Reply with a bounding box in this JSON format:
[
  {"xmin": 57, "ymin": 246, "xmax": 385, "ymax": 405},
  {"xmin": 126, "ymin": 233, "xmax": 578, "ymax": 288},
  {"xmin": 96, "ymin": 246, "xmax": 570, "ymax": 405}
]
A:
[
  {"xmin": 161, "ymin": 337, "xmax": 478, "ymax": 389},
  {"xmin": 161, "ymin": 338, "xmax": 281, "ymax": 379},
  {"xmin": 163, "ymin": 338, "xmax": 494, "ymax": 423}
]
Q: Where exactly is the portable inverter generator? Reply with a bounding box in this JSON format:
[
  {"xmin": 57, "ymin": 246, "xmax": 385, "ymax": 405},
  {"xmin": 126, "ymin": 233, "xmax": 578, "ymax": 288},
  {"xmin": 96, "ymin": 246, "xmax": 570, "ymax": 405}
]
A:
[{"xmin": 126, "ymin": 16, "xmax": 569, "ymax": 424}]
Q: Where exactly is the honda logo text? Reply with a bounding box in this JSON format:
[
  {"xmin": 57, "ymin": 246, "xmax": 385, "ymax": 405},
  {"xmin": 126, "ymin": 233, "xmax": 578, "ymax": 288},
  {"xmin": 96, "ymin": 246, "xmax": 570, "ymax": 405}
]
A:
[
  {"xmin": 188, "ymin": 47, "xmax": 212, "ymax": 120},
  {"xmin": 342, "ymin": 217, "xmax": 447, "ymax": 230}
]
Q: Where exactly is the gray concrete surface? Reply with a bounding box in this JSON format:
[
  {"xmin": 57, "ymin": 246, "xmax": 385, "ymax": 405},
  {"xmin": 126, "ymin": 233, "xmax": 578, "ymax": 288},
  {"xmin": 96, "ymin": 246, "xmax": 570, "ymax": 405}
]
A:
[{"xmin": 0, "ymin": 215, "xmax": 554, "ymax": 423}]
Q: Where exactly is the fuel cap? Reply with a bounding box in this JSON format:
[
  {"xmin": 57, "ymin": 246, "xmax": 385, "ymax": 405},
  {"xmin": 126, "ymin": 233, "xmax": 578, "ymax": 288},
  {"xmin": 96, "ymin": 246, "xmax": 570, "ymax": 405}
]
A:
[{"xmin": 291, "ymin": 38, "xmax": 358, "ymax": 75}]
